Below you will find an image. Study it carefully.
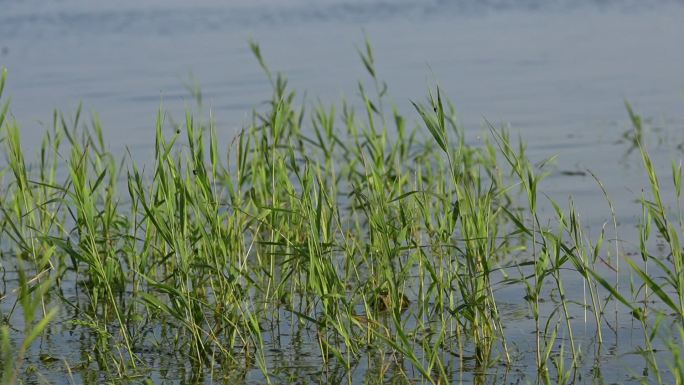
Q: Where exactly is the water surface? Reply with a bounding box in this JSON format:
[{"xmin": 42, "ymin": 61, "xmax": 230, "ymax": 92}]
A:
[{"xmin": 1, "ymin": 1, "xmax": 684, "ymax": 383}]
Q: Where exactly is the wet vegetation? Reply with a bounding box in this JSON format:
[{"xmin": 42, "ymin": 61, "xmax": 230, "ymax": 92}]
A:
[{"xmin": 0, "ymin": 42, "xmax": 683, "ymax": 384}]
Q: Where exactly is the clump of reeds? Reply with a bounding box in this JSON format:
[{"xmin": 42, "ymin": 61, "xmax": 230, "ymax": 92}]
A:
[{"xmin": 0, "ymin": 40, "xmax": 683, "ymax": 385}]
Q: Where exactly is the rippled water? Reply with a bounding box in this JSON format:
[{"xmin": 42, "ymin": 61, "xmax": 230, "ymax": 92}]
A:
[
  {"xmin": 2, "ymin": 0, "xmax": 683, "ymax": 226},
  {"xmin": 1, "ymin": 1, "xmax": 684, "ymax": 383}
]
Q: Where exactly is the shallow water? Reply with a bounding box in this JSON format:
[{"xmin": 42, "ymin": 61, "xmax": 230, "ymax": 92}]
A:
[
  {"xmin": 2, "ymin": 0, "xmax": 684, "ymax": 226},
  {"xmin": 1, "ymin": 0, "xmax": 684, "ymax": 384}
]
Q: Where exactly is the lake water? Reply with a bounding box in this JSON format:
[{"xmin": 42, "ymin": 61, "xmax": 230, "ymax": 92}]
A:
[
  {"xmin": 1, "ymin": 0, "xmax": 684, "ymax": 383},
  {"xmin": 2, "ymin": 0, "xmax": 684, "ymax": 230}
]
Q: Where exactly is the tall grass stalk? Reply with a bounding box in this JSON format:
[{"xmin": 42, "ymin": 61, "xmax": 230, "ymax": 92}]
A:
[{"xmin": 1, "ymin": 48, "xmax": 684, "ymax": 384}]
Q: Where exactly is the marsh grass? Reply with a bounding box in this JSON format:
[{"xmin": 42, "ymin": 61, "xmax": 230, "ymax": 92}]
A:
[{"xmin": 0, "ymin": 43, "xmax": 683, "ymax": 384}]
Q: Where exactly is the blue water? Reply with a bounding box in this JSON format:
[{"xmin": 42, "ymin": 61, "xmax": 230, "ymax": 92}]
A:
[
  {"xmin": 1, "ymin": 1, "xmax": 684, "ymax": 383},
  {"xmin": 2, "ymin": 1, "xmax": 682, "ymax": 152},
  {"xmin": 3, "ymin": 0, "xmax": 683, "ymax": 229}
]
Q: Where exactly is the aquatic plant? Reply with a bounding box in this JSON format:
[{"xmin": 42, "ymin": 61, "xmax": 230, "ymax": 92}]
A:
[{"xmin": 0, "ymin": 41, "xmax": 683, "ymax": 384}]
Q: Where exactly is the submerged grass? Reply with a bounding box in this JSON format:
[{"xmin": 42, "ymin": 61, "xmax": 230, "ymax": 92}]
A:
[{"xmin": 0, "ymin": 44, "xmax": 683, "ymax": 384}]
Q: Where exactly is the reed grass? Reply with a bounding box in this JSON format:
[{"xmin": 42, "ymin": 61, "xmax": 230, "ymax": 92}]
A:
[{"xmin": 0, "ymin": 42, "xmax": 683, "ymax": 384}]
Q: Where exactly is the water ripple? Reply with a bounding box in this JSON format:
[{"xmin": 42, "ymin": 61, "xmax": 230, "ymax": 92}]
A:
[{"xmin": 2, "ymin": 0, "xmax": 683, "ymax": 38}]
